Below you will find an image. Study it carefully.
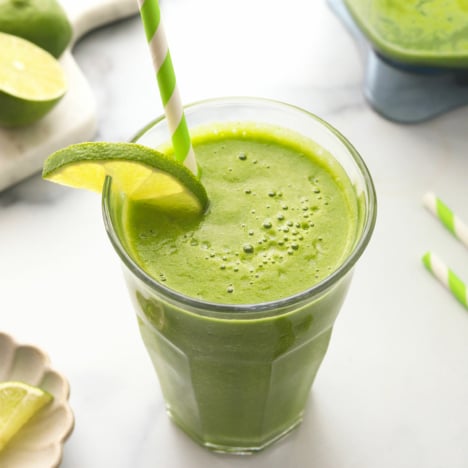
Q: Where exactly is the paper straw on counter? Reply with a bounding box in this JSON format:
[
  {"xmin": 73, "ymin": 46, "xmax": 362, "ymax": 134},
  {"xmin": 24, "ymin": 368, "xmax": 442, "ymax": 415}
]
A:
[
  {"xmin": 422, "ymin": 251, "xmax": 468, "ymax": 309},
  {"xmin": 137, "ymin": 0, "xmax": 197, "ymax": 174},
  {"xmin": 423, "ymin": 192, "xmax": 468, "ymax": 249}
]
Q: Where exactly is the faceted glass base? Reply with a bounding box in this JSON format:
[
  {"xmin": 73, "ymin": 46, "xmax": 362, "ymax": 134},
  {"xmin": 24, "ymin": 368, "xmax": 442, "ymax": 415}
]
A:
[{"xmin": 167, "ymin": 407, "xmax": 304, "ymax": 455}]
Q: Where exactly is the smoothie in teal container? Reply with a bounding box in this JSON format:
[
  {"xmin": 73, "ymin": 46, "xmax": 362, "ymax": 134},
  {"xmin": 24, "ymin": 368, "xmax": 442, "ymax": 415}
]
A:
[
  {"xmin": 103, "ymin": 98, "xmax": 376, "ymax": 453},
  {"xmin": 344, "ymin": 0, "xmax": 468, "ymax": 67}
]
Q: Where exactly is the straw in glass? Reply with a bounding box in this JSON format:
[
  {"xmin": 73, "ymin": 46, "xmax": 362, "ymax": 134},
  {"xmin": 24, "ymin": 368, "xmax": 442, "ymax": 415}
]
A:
[
  {"xmin": 422, "ymin": 251, "xmax": 468, "ymax": 309},
  {"xmin": 137, "ymin": 0, "xmax": 197, "ymax": 174},
  {"xmin": 423, "ymin": 192, "xmax": 468, "ymax": 249}
]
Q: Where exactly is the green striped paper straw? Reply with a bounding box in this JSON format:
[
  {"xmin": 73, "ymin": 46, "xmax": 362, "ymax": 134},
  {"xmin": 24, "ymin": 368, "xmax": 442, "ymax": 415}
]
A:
[
  {"xmin": 422, "ymin": 251, "xmax": 468, "ymax": 309},
  {"xmin": 137, "ymin": 0, "xmax": 197, "ymax": 174},
  {"xmin": 423, "ymin": 192, "xmax": 468, "ymax": 249}
]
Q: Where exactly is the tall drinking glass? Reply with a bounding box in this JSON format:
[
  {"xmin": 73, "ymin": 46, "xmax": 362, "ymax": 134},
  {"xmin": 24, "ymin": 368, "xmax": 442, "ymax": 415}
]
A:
[{"xmin": 102, "ymin": 97, "xmax": 376, "ymax": 454}]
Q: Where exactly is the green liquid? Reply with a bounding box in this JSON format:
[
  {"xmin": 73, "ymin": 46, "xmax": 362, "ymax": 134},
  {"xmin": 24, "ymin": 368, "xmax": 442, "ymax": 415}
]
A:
[
  {"xmin": 345, "ymin": 0, "xmax": 468, "ymax": 67},
  {"xmin": 117, "ymin": 122, "xmax": 362, "ymax": 451},
  {"xmin": 124, "ymin": 123, "xmax": 358, "ymax": 304}
]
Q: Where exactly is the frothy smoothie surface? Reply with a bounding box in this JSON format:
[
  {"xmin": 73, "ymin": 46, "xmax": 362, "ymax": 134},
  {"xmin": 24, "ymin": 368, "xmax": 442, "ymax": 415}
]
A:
[
  {"xmin": 123, "ymin": 123, "xmax": 359, "ymax": 305},
  {"xmin": 345, "ymin": 0, "xmax": 468, "ymax": 67}
]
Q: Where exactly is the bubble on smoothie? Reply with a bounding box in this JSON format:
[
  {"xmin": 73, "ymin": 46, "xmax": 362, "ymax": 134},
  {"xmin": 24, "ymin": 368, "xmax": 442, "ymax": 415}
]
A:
[{"xmin": 243, "ymin": 244, "xmax": 254, "ymax": 254}]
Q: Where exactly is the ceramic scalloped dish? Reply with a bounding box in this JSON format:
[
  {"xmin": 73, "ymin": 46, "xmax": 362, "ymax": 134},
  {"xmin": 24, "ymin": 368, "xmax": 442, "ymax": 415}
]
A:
[
  {"xmin": 0, "ymin": 333, "xmax": 74, "ymax": 468},
  {"xmin": 344, "ymin": 0, "xmax": 468, "ymax": 68}
]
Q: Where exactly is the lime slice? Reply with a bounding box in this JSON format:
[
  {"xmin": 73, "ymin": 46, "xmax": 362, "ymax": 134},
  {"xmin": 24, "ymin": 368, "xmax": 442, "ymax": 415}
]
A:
[
  {"xmin": 42, "ymin": 142, "xmax": 209, "ymax": 214},
  {"xmin": 0, "ymin": 381, "xmax": 53, "ymax": 451},
  {"xmin": 0, "ymin": 32, "xmax": 67, "ymax": 127}
]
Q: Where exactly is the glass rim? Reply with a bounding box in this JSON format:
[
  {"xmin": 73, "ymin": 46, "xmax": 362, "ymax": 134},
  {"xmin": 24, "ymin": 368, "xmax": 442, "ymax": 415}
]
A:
[{"xmin": 102, "ymin": 96, "xmax": 377, "ymax": 315}]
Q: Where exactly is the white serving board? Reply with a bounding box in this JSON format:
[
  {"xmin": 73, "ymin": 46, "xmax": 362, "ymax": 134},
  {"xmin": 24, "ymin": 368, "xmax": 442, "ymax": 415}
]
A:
[{"xmin": 0, "ymin": 0, "xmax": 139, "ymax": 192}]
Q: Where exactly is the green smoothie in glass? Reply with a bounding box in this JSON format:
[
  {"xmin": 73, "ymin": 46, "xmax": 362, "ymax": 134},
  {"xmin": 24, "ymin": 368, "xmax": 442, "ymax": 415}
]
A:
[
  {"xmin": 124, "ymin": 123, "xmax": 359, "ymax": 304},
  {"xmin": 103, "ymin": 97, "xmax": 376, "ymax": 453}
]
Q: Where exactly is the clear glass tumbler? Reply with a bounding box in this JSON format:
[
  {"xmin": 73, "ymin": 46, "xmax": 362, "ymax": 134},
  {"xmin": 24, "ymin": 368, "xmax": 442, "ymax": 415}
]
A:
[{"xmin": 102, "ymin": 97, "xmax": 377, "ymax": 454}]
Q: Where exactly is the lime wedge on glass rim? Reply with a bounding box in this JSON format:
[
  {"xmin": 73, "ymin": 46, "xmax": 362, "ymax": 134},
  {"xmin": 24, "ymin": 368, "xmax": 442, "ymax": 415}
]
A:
[
  {"xmin": 42, "ymin": 142, "xmax": 208, "ymax": 214},
  {"xmin": 0, "ymin": 32, "xmax": 67, "ymax": 127},
  {"xmin": 0, "ymin": 381, "xmax": 53, "ymax": 451}
]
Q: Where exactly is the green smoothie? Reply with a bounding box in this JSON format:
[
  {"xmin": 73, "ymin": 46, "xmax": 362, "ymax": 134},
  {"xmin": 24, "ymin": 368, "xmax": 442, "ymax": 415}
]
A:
[
  {"xmin": 123, "ymin": 123, "xmax": 359, "ymax": 304},
  {"xmin": 103, "ymin": 99, "xmax": 375, "ymax": 453},
  {"xmin": 345, "ymin": 0, "xmax": 468, "ymax": 67}
]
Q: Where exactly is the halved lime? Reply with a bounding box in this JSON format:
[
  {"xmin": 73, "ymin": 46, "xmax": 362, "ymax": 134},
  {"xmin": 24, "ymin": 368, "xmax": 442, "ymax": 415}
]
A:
[
  {"xmin": 42, "ymin": 142, "xmax": 208, "ymax": 214},
  {"xmin": 0, "ymin": 381, "xmax": 53, "ymax": 451},
  {"xmin": 0, "ymin": 32, "xmax": 67, "ymax": 127}
]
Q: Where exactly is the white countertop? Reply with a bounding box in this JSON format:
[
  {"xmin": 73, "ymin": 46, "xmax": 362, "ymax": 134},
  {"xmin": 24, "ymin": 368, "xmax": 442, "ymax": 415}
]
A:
[{"xmin": 1, "ymin": 1, "xmax": 468, "ymax": 467}]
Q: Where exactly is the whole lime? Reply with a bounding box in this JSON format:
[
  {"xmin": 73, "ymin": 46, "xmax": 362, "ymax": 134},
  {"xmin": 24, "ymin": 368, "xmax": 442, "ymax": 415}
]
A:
[{"xmin": 0, "ymin": 0, "xmax": 72, "ymax": 58}]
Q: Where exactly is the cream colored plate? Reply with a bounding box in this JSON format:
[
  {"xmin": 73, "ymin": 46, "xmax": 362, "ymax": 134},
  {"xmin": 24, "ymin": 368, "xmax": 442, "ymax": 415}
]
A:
[{"xmin": 0, "ymin": 333, "xmax": 74, "ymax": 468}]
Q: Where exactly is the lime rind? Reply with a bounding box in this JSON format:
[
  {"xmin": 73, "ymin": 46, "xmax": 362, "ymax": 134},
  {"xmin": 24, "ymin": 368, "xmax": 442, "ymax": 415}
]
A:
[
  {"xmin": 42, "ymin": 142, "xmax": 209, "ymax": 213},
  {"xmin": 0, "ymin": 90, "xmax": 62, "ymax": 127}
]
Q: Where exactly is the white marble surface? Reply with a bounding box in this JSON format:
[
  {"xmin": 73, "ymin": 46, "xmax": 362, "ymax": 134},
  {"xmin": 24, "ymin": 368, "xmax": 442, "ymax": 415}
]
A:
[{"xmin": 1, "ymin": 0, "xmax": 468, "ymax": 467}]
